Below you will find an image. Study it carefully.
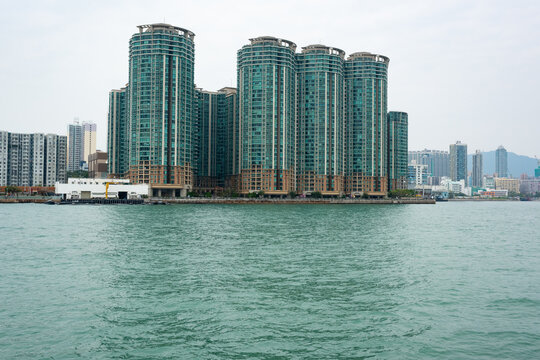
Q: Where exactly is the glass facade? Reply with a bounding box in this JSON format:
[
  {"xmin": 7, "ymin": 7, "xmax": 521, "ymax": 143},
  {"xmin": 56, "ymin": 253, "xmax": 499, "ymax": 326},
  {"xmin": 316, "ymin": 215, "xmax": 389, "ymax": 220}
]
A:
[
  {"xmin": 345, "ymin": 52, "xmax": 389, "ymax": 194},
  {"xmin": 128, "ymin": 24, "xmax": 195, "ymax": 185},
  {"xmin": 222, "ymin": 88, "xmax": 239, "ymax": 185},
  {"xmin": 495, "ymin": 145, "xmax": 508, "ymax": 178},
  {"xmin": 107, "ymin": 87, "xmax": 129, "ymax": 176},
  {"xmin": 387, "ymin": 111, "xmax": 408, "ymax": 190},
  {"xmin": 450, "ymin": 141, "xmax": 468, "ymax": 181},
  {"xmin": 106, "ymin": 26, "xmax": 408, "ymax": 196},
  {"xmin": 472, "ymin": 150, "xmax": 483, "ymax": 187},
  {"xmin": 67, "ymin": 122, "xmax": 83, "ymax": 172},
  {"xmin": 193, "ymin": 88, "xmax": 237, "ymax": 189},
  {"xmin": 296, "ymin": 45, "xmax": 345, "ymax": 194},
  {"xmin": 237, "ymin": 37, "xmax": 297, "ymax": 194}
]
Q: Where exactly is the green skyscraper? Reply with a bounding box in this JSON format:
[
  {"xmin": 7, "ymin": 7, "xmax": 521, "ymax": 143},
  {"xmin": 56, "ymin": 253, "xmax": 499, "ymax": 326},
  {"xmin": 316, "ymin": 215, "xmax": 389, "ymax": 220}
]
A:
[
  {"xmin": 345, "ymin": 52, "xmax": 389, "ymax": 195},
  {"xmin": 387, "ymin": 111, "xmax": 408, "ymax": 190},
  {"xmin": 237, "ymin": 37, "xmax": 297, "ymax": 195},
  {"xmin": 128, "ymin": 24, "xmax": 195, "ymax": 189},
  {"xmin": 107, "ymin": 86, "xmax": 129, "ymax": 176},
  {"xmin": 296, "ymin": 45, "xmax": 345, "ymax": 194}
]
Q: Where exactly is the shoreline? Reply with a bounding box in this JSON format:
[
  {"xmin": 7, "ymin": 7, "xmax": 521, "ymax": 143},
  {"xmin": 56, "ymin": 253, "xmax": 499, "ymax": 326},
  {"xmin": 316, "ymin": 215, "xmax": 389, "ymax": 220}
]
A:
[
  {"xmin": 0, "ymin": 197, "xmax": 436, "ymax": 205},
  {"xmin": 147, "ymin": 198, "xmax": 438, "ymax": 205}
]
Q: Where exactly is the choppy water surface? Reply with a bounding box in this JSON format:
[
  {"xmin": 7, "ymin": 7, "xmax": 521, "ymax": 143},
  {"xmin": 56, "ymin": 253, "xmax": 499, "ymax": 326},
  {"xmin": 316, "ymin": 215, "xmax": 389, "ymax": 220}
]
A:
[{"xmin": 1, "ymin": 202, "xmax": 539, "ymax": 359}]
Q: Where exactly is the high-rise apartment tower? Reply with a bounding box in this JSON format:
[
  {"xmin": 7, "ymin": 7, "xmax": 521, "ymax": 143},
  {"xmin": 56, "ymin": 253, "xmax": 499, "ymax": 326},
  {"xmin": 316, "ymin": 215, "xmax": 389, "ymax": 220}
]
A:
[
  {"xmin": 472, "ymin": 150, "xmax": 483, "ymax": 187},
  {"xmin": 67, "ymin": 120, "xmax": 83, "ymax": 172},
  {"xmin": 450, "ymin": 141, "xmax": 467, "ymax": 181},
  {"xmin": 387, "ymin": 111, "xmax": 408, "ymax": 190},
  {"xmin": 237, "ymin": 37, "xmax": 297, "ymax": 194},
  {"xmin": 107, "ymin": 87, "xmax": 129, "ymax": 176},
  {"xmin": 296, "ymin": 45, "xmax": 345, "ymax": 194},
  {"xmin": 128, "ymin": 24, "xmax": 195, "ymax": 188},
  {"xmin": 496, "ymin": 145, "xmax": 508, "ymax": 178},
  {"xmin": 345, "ymin": 52, "xmax": 389, "ymax": 194}
]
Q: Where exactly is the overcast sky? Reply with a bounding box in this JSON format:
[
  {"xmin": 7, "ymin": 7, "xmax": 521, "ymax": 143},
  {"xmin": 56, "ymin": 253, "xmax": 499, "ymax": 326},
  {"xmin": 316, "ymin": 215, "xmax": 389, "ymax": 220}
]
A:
[{"xmin": 1, "ymin": 0, "xmax": 539, "ymax": 156}]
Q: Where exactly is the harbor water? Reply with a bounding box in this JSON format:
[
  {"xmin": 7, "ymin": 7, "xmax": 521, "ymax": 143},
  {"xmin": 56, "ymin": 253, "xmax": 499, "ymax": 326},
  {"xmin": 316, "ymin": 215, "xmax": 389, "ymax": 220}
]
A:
[{"xmin": 1, "ymin": 202, "xmax": 539, "ymax": 359}]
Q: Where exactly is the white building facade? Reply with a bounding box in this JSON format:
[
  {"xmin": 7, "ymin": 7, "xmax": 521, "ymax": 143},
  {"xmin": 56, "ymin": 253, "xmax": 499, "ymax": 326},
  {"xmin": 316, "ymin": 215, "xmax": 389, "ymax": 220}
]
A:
[{"xmin": 55, "ymin": 178, "xmax": 149, "ymax": 200}]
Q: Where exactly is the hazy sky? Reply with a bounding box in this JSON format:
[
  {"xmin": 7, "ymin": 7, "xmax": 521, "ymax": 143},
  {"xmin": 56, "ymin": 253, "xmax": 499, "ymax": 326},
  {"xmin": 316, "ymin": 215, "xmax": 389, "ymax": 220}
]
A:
[{"xmin": 1, "ymin": 0, "xmax": 539, "ymax": 156}]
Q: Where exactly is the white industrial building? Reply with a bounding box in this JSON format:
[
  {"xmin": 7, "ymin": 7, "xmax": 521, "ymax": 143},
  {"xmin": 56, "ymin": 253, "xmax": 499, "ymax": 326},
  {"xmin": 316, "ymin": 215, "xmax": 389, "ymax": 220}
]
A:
[{"xmin": 55, "ymin": 178, "xmax": 149, "ymax": 200}]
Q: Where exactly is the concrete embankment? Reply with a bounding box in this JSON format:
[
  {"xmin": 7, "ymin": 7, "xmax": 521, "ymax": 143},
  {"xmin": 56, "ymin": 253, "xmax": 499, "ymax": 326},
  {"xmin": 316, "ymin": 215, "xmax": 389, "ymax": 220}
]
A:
[
  {"xmin": 0, "ymin": 197, "xmax": 436, "ymax": 205},
  {"xmin": 145, "ymin": 198, "xmax": 436, "ymax": 205},
  {"xmin": 0, "ymin": 198, "xmax": 55, "ymax": 204}
]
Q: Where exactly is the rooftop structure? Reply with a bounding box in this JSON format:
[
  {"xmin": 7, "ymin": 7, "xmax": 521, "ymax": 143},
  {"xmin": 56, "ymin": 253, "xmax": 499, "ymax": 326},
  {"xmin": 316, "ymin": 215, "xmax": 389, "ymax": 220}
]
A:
[
  {"xmin": 301, "ymin": 44, "xmax": 345, "ymax": 58},
  {"xmin": 248, "ymin": 36, "xmax": 297, "ymax": 50},
  {"xmin": 136, "ymin": 23, "xmax": 195, "ymax": 39}
]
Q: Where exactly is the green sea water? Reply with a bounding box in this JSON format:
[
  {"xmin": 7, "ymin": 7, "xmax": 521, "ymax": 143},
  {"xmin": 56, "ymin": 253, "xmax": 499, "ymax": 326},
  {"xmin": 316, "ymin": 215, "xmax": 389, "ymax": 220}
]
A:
[{"xmin": 1, "ymin": 202, "xmax": 539, "ymax": 359}]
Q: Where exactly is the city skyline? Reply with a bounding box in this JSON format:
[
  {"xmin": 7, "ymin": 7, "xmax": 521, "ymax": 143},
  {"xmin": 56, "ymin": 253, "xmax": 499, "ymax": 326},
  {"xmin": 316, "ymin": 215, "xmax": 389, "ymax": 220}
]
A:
[
  {"xmin": 106, "ymin": 24, "xmax": 407, "ymax": 195},
  {"xmin": 1, "ymin": 1, "xmax": 539, "ymax": 157}
]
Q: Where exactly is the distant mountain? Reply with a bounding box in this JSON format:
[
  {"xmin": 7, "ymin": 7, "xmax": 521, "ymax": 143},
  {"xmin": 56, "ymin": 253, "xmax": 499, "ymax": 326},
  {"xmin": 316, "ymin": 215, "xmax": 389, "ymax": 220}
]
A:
[{"xmin": 467, "ymin": 151, "xmax": 538, "ymax": 177}]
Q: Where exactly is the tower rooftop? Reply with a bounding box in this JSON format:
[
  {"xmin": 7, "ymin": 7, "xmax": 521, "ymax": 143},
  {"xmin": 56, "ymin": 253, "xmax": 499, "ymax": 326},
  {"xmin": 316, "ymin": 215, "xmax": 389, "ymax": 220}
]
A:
[
  {"xmin": 301, "ymin": 44, "xmax": 345, "ymax": 58},
  {"xmin": 137, "ymin": 23, "xmax": 195, "ymax": 39},
  {"xmin": 248, "ymin": 36, "xmax": 297, "ymax": 51},
  {"xmin": 347, "ymin": 52, "xmax": 389, "ymax": 64}
]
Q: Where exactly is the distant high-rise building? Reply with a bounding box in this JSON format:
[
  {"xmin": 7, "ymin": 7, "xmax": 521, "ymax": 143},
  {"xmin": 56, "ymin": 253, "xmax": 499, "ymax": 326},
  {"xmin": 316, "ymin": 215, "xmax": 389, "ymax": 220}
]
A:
[
  {"xmin": 7, "ymin": 133, "xmax": 33, "ymax": 186},
  {"xmin": 83, "ymin": 122, "xmax": 96, "ymax": 166},
  {"xmin": 535, "ymin": 159, "xmax": 540, "ymax": 178},
  {"xmin": 237, "ymin": 36, "xmax": 297, "ymax": 194},
  {"xmin": 0, "ymin": 131, "xmax": 66, "ymax": 186},
  {"xmin": 32, "ymin": 134, "xmax": 46, "ymax": 186},
  {"xmin": 408, "ymin": 160, "xmax": 428, "ymax": 186},
  {"xmin": 107, "ymin": 87, "xmax": 129, "ymax": 176},
  {"xmin": 296, "ymin": 45, "xmax": 345, "ymax": 194},
  {"xmin": 128, "ymin": 24, "xmax": 195, "ymax": 188},
  {"xmin": 450, "ymin": 141, "xmax": 467, "ymax": 181},
  {"xmin": 483, "ymin": 175, "xmax": 495, "ymax": 189},
  {"xmin": 345, "ymin": 52, "xmax": 389, "ymax": 194},
  {"xmin": 387, "ymin": 111, "xmax": 408, "ymax": 190},
  {"xmin": 496, "ymin": 145, "xmax": 508, "ymax": 177},
  {"xmin": 408, "ymin": 149, "xmax": 450, "ymax": 178},
  {"xmin": 0, "ymin": 131, "xmax": 8, "ymax": 186},
  {"xmin": 472, "ymin": 150, "xmax": 483, "ymax": 187},
  {"xmin": 67, "ymin": 120, "xmax": 83, "ymax": 172}
]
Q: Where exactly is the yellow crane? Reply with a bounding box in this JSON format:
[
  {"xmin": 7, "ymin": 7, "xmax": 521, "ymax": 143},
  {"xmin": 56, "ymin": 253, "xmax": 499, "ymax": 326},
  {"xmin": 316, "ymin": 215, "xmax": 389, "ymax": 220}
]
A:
[{"xmin": 105, "ymin": 182, "xmax": 122, "ymax": 199}]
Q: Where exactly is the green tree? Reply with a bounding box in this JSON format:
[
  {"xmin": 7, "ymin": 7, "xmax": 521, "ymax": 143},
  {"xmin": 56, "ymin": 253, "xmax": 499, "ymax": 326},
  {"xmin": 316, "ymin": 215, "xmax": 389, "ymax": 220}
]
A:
[
  {"xmin": 5, "ymin": 186, "xmax": 21, "ymax": 195},
  {"xmin": 311, "ymin": 191, "xmax": 322, "ymax": 199},
  {"xmin": 388, "ymin": 189, "xmax": 415, "ymax": 198},
  {"xmin": 66, "ymin": 170, "xmax": 89, "ymax": 178},
  {"xmin": 288, "ymin": 191, "xmax": 297, "ymax": 198}
]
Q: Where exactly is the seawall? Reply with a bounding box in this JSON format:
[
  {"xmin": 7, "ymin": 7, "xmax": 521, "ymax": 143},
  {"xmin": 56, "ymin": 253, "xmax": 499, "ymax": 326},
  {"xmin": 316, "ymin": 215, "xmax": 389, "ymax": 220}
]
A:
[{"xmin": 145, "ymin": 198, "xmax": 436, "ymax": 205}]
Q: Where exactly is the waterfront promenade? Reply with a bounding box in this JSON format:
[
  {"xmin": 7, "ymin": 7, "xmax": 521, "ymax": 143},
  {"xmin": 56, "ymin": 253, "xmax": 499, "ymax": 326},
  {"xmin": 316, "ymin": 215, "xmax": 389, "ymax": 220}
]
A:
[{"xmin": 0, "ymin": 196, "xmax": 435, "ymax": 204}]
